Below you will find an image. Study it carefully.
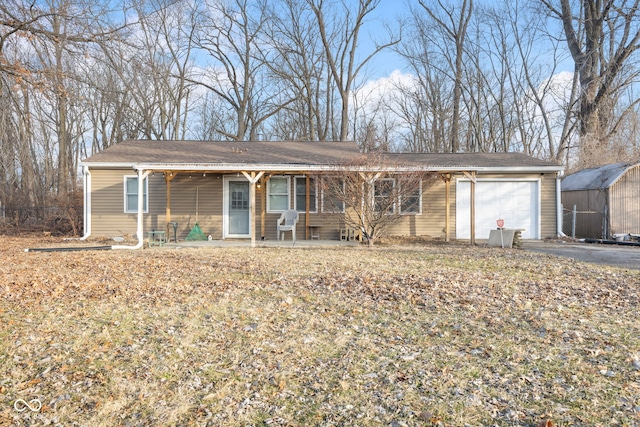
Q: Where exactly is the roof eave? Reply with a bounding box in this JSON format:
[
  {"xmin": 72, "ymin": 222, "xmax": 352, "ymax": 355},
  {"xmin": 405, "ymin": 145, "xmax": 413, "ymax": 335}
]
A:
[
  {"xmin": 474, "ymin": 166, "xmax": 564, "ymax": 173},
  {"xmin": 80, "ymin": 162, "xmax": 346, "ymax": 171},
  {"xmin": 80, "ymin": 162, "xmax": 564, "ymax": 173}
]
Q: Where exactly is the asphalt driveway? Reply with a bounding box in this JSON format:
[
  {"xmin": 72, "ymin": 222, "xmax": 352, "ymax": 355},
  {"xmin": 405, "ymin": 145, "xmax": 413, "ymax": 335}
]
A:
[{"xmin": 522, "ymin": 240, "xmax": 640, "ymax": 271}]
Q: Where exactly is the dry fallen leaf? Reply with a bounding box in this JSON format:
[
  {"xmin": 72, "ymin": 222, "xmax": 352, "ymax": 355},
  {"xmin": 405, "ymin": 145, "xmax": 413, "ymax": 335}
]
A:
[{"xmin": 1, "ymin": 236, "xmax": 639, "ymax": 426}]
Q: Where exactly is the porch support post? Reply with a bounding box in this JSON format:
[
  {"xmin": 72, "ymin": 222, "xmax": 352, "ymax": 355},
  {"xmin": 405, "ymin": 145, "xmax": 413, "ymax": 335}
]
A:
[
  {"xmin": 260, "ymin": 175, "xmax": 271, "ymax": 240},
  {"xmin": 81, "ymin": 165, "xmax": 91, "ymax": 239},
  {"xmin": 242, "ymin": 171, "xmax": 264, "ymax": 248},
  {"xmin": 441, "ymin": 173, "xmax": 451, "ymax": 242},
  {"xmin": 166, "ymin": 178, "xmax": 170, "ymax": 223},
  {"xmin": 164, "ymin": 171, "xmax": 177, "ymax": 223},
  {"xmin": 261, "ymin": 175, "xmax": 269, "ymax": 240},
  {"xmin": 463, "ymin": 171, "xmax": 477, "ymax": 246},
  {"xmin": 250, "ymin": 176, "xmax": 256, "ymax": 247}
]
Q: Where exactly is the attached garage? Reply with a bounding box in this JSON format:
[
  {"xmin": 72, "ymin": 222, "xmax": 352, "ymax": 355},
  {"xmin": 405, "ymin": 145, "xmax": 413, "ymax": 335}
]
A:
[{"xmin": 456, "ymin": 179, "xmax": 540, "ymax": 239}]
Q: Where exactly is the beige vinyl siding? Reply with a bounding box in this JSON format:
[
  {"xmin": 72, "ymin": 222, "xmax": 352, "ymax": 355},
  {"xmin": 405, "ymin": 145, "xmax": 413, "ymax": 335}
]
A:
[
  {"xmin": 539, "ymin": 173, "xmax": 558, "ymax": 238},
  {"xmin": 268, "ymin": 175, "xmax": 450, "ymax": 241},
  {"xmin": 90, "ymin": 170, "xmax": 225, "ymax": 240},
  {"xmin": 384, "ymin": 177, "xmax": 450, "ymax": 238},
  {"xmin": 89, "ymin": 169, "xmax": 559, "ymax": 241},
  {"xmin": 267, "ymin": 175, "xmax": 453, "ymax": 240},
  {"xmin": 259, "ymin": 176, "xmax": 343, "ymax": 240},
  {"xmin": 260, "ymin": 211, "xmax": 344, "ymax": 241},
  {"xmin": 259, "ymin": 172, "xmax": 559, "ymax": 241},
  {"xmin": 168, "ymin": 174, "xmax": 223, "ymax": 240},
  {"xmin": 90, "ymin": 169, "xmax": 167, "ymax": 237}
]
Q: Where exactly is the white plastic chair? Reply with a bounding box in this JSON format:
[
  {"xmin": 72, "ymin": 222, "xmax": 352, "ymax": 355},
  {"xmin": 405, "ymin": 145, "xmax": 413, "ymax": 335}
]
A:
[{"xmin": 277, "ymin": 209, "xmax": 299, "ymax": 241}]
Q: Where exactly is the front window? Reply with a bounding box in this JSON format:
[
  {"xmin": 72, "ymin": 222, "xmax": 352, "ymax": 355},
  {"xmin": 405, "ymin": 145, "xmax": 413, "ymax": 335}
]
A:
[
  {"xmin": 374, "ymin": 178, "xmax": 396, "ymax": 214},
  {"xmin": 399, "ymin": 179, "xmax": 422, "ymax": 214},
  {"xmin": 295, "ymin": 176, "xmax": 317, "ymax": 213},
  {"xmin": 267, "ymin": 176, "xmax": 290, "ymax": 212},
  {"xmin": 124, "ymin": 176, "xmax": 148, "ymax": 213}
]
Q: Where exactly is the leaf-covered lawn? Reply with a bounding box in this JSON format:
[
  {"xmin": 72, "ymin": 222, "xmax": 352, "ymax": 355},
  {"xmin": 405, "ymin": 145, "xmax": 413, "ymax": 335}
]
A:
[{"xmin": 1, "ymin": 237, "xmax": 639, "ymax": 426}]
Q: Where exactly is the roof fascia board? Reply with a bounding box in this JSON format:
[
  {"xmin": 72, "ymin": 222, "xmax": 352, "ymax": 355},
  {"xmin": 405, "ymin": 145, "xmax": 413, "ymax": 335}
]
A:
[
  {"xmin": 474, "ymin": 166, "xmax": 564, "ymax": 173},
  {"xmin": 79, "ymin": 162, "xmax": 563, "ymax": 174},
  {"xmin": 80, "ymin": 163, "xmax": 345, "ymax": 172}
]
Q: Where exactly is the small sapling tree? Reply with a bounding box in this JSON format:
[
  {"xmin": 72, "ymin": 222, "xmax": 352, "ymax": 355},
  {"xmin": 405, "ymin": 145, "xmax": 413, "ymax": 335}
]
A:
[{"xmin": 321, "ymin": 155, "xmax": 436, "ymax": 246}]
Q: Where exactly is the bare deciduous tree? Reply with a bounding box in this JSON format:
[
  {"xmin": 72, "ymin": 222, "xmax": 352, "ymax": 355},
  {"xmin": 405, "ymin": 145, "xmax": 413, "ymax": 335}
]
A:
[
  {"xmin": 541, "ymin": 0, "xmax": 640, "ymax": 167},
  {"xmin": 321, "ymin": 154, "xmax": 435, "ymax": 246},
  {"xmin": 307, "ymin": 0, "xmax": 399, "ymax": 141},
  {"xmin": 479, "ymin": 0, "xmax": 572, "ymax": 160},
  {"xmin": 264, "ymin": 0, "xmax": 329, "ymax": 141},
  {"xmin": 418, "ymin": 0, "xmax": 473, "ymax": 153},
  {"xmin": 193, "ymin": 0, "xmax": 295, "ymax": 141},
  {"xmin": 1, "ymin": 0, "xmax": 125, "ymax": 198},
  {"xmin": 396, "ymin": 30, "xmax": 451, "ymax": 153}
]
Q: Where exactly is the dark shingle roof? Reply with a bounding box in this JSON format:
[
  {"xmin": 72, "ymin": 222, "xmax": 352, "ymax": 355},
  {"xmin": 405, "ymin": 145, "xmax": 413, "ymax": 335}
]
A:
[
  {"xmin": 81, "ymin": 140, "xmax": 562, "ymax": 172},
  {"xmin": 82, "ymin": 140, "xmax": 361, "ymax": 166},
  {"xmin": 387, "ymin": 152, "xmax": 559, "ymax": 169}
]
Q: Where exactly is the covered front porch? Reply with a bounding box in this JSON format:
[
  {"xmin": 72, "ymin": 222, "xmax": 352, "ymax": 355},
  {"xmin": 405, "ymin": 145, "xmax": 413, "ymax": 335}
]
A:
[
  {"xmin": 156, "ymin": 168, "xmax": 344, "ymax": 247},
  {"xmin": 145, "ymin": 167, "xmax": 469, "ymax": 248}
]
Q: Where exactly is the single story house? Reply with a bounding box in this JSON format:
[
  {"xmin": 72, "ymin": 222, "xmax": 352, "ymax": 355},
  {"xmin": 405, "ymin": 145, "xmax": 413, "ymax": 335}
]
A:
[
  {"xmin": 79, "ymin": 140, "xmax": 564, "ymax": 248},
  {"xmin": 562, "ymin": 162, "xmax": 640, "ymax": 239}
]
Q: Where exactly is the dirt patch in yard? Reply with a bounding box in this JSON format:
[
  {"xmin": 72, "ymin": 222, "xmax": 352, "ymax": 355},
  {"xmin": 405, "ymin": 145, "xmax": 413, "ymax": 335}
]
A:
[{"xmin": 1, "ymin": 236, "xmax": 639, "ymax": 426}]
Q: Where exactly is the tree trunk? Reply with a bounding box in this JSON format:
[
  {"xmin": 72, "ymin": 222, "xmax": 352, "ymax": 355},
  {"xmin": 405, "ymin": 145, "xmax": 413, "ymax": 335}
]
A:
[
  {"xmin": 53, "ymin": 14, "xmax": 70, "ymax": 196},
  {"xmin": 544, "ymin": 0, "xmax": 640, "ymax": 166}
]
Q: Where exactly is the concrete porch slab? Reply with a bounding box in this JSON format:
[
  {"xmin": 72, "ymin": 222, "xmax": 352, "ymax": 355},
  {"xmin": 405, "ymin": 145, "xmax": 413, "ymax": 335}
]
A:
[{"xmin": 161, "ymin": 239, "xmax": 360, "ymax": 249}]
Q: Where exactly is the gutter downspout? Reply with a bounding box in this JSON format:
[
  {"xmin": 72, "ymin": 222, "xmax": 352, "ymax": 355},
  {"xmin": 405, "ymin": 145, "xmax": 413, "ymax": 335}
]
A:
[
  {"xmin": 556, "ymin": 170, "xmax": 565, "ymax": 237},
  {"xmin": 81, "ymin": 166, "xmax": 91, "ymax": 240},
  {"xmin": 113, "ymin": 168, "xmax": 149, "ymax": 250}
]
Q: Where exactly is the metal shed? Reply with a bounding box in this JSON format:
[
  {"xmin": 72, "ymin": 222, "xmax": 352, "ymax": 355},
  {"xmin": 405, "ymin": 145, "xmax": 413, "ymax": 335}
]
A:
[{"xmin": 561, "ymin": 162, "xmax": 640, "ymax": 239}]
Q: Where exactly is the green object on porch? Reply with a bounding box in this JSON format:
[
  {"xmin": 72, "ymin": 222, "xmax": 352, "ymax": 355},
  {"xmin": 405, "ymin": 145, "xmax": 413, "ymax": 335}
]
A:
[{"xmin": 185, "ymin": 223, "xmax": 207, "ymax": 241}]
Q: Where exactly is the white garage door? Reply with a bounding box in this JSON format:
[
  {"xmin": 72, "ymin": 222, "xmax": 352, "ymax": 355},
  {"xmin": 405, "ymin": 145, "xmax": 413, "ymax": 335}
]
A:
[{"xmin": 456, "ymin": 180, "xmax": 539, "ymax": 239}]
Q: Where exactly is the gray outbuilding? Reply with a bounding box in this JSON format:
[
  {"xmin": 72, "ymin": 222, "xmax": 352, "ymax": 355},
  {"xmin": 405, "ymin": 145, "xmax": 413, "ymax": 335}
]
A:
[{"xmin": 562, "ymin": 162, "xmax": 640, "ymax": 239}]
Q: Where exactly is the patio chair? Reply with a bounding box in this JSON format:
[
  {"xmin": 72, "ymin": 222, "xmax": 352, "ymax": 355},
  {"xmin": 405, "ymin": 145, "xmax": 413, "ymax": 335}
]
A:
[{"xmin": 277, "ymin": 209, "xmax": 299, "ymax": 241}]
